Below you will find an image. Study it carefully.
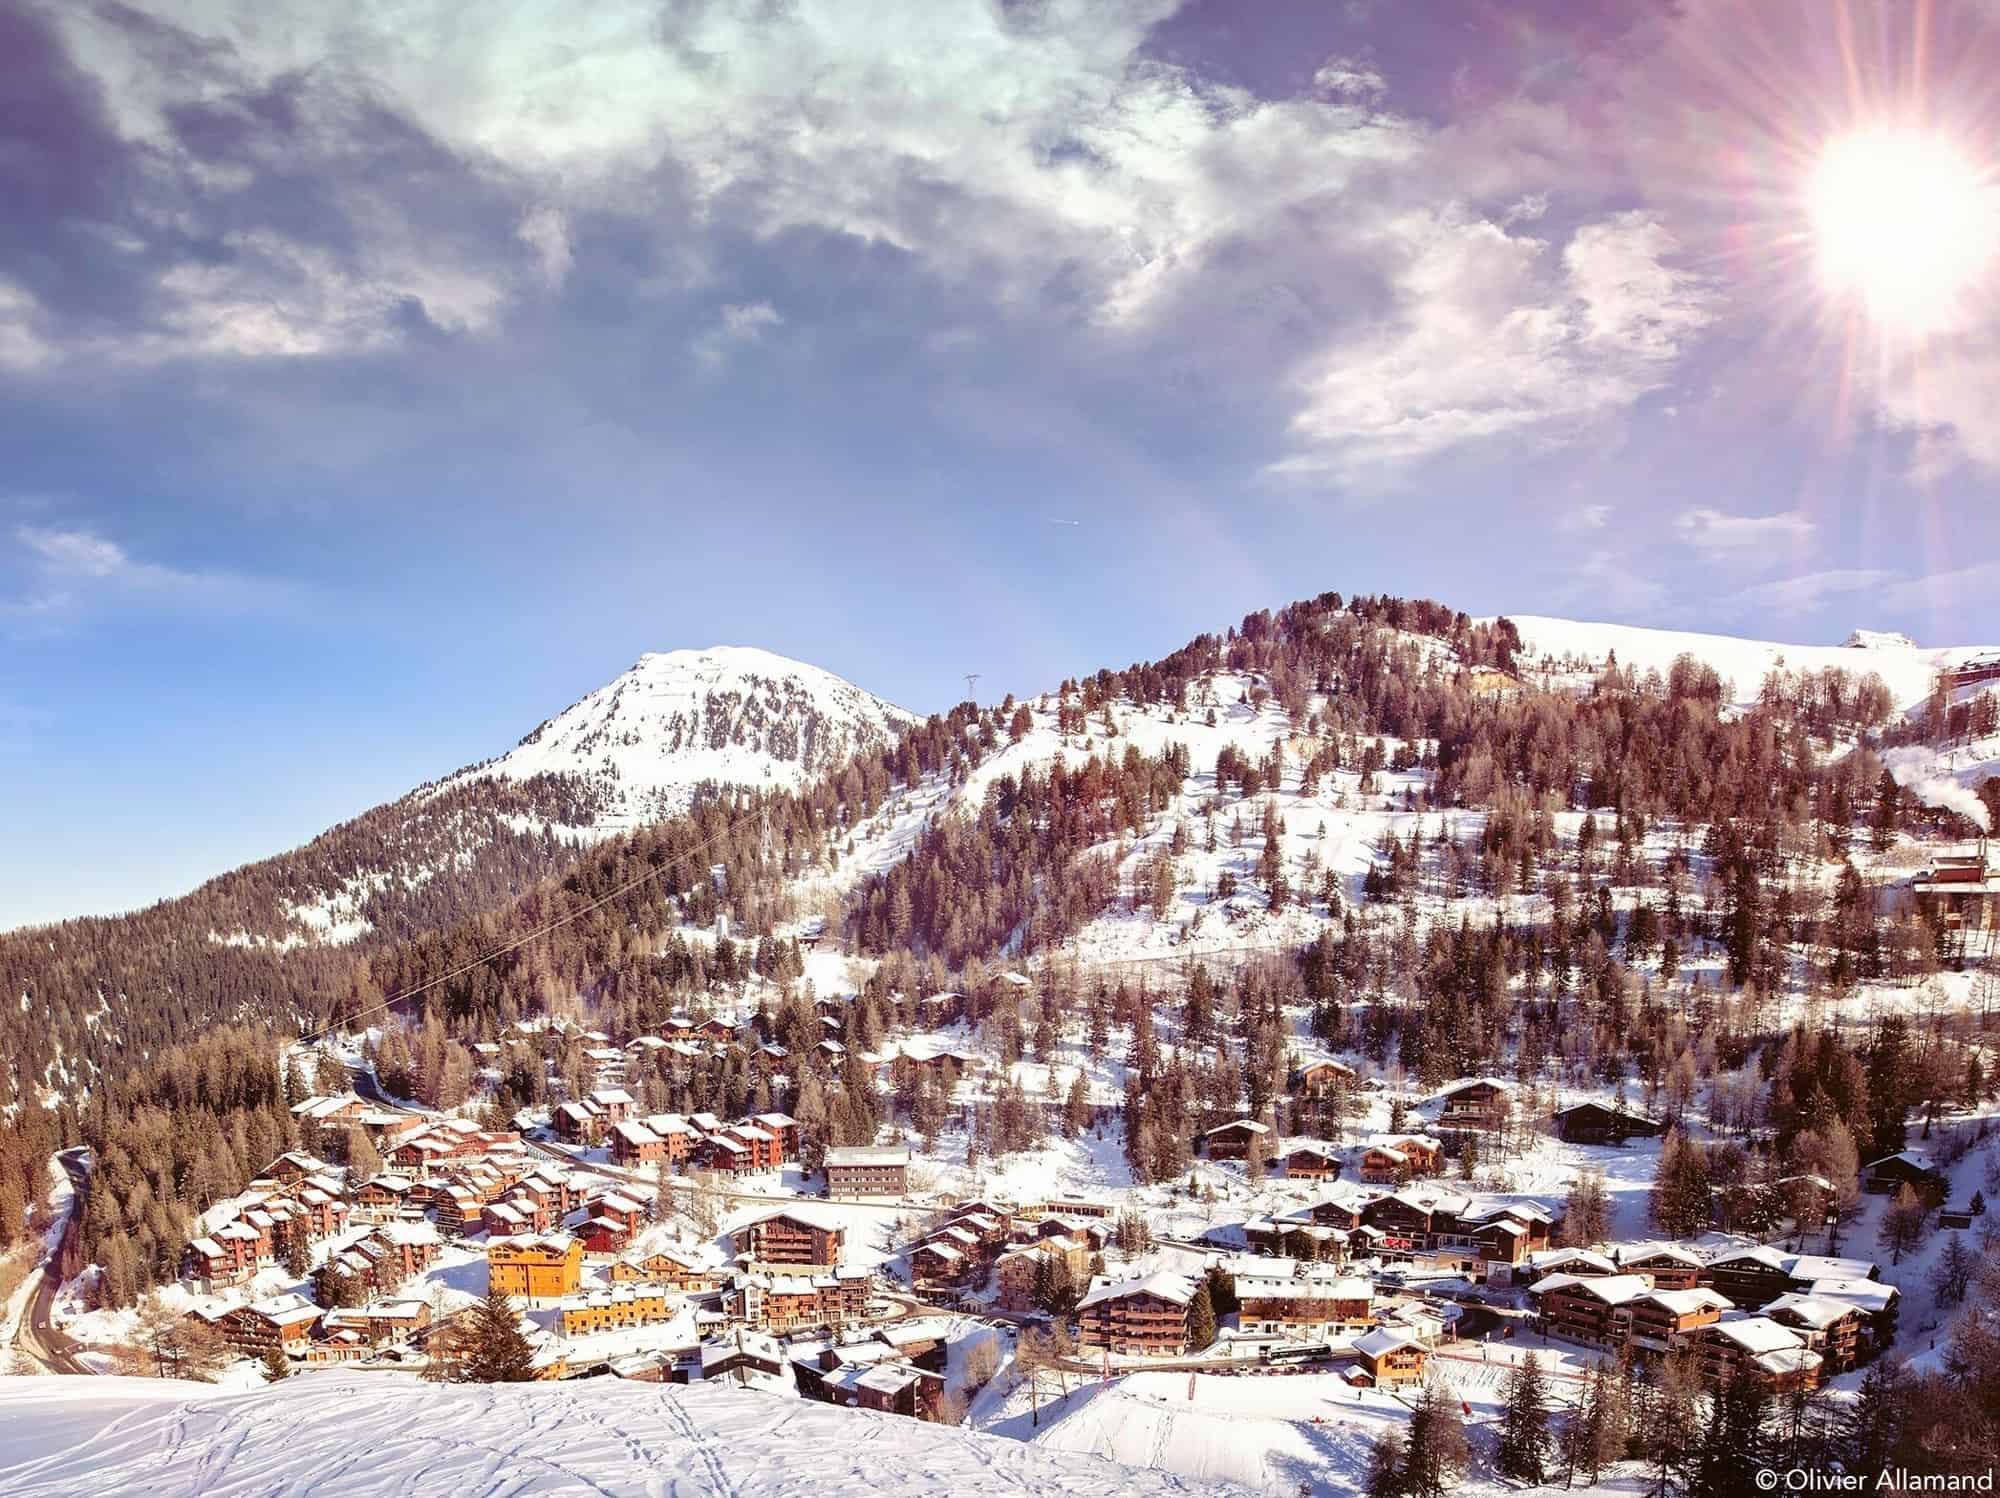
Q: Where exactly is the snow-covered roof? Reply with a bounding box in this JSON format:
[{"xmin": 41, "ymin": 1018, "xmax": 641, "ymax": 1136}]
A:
[
  {"xmin": 824, "ymin": 1146, "xmax": 911, "ymax": 1167},
  {"xmin": 1353, "ymin": 1328, "xmax": 1425, "ymax": 1359},
  {"xmin": 1076, "ymin": 1271, "xmax": 1197, "ymax": 1312},
  {"xmin": 1807, "ymin": 1278, "xmax": 1899, "ymax": 1314},
  {"xmin": 1862, "ymin": 1150, "xmax": 1940, "ymax": 1173},
  {"xmin": 1641, "ymin": 1289, "xmax": 1733, "ymax": 1316},
  {"xmin": 1706, "ymin": 1315, "xmax": 1806, "ymax": 1354},
  {"xmin": 1531, "ymin": 1273, "xmax": 1651, "ymax": 1305},
  {"xmin": 1764, "ymin": 1293, "xmax": 1853, "ymax": 1329}
]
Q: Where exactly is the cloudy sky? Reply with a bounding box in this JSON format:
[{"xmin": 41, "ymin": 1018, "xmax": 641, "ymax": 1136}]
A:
[{"xmin": 4, "ymin": 0, "xmax": 2000, "ymax": 925}]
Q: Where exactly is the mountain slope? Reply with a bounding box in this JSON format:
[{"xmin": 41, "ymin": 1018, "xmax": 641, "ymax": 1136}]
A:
[
  {"xmin": 1498, "ymin": 613, "xmax": 1994, "ymax": 713},
  {"xmin": 0, "ymin": 1375, "xmax": 1239, "ymax": 1498},
  {"xmin": 448, "ymin": 645, "xmax": 921, "ymax": 825},
  {"xmin": 0, "ymin": 645, "xmax": 914, "ymax": 1111}
]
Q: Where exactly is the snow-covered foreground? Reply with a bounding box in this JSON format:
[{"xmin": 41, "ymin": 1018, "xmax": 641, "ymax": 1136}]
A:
[{"xmin": 0, "ymin": 1373, "xmax": 1243, "ymax": 1498}]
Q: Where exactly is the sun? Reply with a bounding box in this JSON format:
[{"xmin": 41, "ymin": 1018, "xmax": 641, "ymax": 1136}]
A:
[{"xmin": 1805, "ymin": 126, "xmax": 1998, "ymax": 333}]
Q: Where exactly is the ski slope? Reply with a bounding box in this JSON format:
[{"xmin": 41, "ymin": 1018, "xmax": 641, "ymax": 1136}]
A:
[
  {"xmin": 1499, "ymin": 614, "xmax": 1997, "ymax": 713},
  {"xmin": 0, "ymin": 1373, "xmax": 1243, "ymax": 1498}
]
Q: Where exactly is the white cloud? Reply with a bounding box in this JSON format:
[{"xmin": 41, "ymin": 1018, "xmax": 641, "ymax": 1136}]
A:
[
  {"xmin": 1723, "ymin": 568, "xmax": 1896, "ymax": 618},
  {"xmin": 9, "ymin": 526, "xmax": 297, "ymax": 626},
  {"xmin": 1313, "ymin": 57, "xmax": 1386, "ymax": 100},
  {"xmin": 517, "ymin": 205, "xmax": 575, "ymax": 291},
  {"xmin": 1672, "ymin": 506, "xmax": 1815, "ymax": 555},
  {"xmin": 1270, "ymin": 209, "xmax": 1718, "ymax": 482},
  {"xmin": 1554, "ymin": 549, "xmax": 1668, "ymax": 618},
  {"xmin": 1881, "ymin": 561, "xmax": 2000, "ymax": 615},
  {"xmin": 1561, "ymin": 502, "xmax": 1612, "ymax": 532},
  {"xmin": 692, "ymin": 301, "xmax": 784, "ymax": 368}
]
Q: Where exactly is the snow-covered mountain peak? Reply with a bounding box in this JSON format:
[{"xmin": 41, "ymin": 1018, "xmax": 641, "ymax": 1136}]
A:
[
  {"xmin": 459, "ymin": 645, "xmax": 919, "ymax": 821},
  {"xmin": 1843, "ymin": 629, "xmax": 1920, "ymax": 650}
]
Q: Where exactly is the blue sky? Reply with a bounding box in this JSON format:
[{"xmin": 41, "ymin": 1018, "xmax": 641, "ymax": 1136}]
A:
[{"xmin": 5, "ymin": 0, "xmax": 2000, "ymax": 927}]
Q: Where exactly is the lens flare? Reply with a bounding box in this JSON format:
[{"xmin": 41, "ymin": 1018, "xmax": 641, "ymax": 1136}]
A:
[{"xmin": 1806, "ymin": 127, "xmax": 1998, "ymax": 333}]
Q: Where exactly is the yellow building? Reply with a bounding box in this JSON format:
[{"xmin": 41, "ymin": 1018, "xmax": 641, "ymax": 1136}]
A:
[
  {"xmin": 558, "ymin": 1285, "xmax": 677, "ymax": 1337},
  {"xmin": 488, "ymin": 1233, "xmax": 583, "ymax": 1304}
]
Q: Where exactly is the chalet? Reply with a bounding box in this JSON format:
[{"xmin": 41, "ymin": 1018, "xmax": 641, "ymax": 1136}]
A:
[
  {"xmin": 1352, "ymin": 1327, "xmax": 1429, "ymax": 1386},
  {"xmin": 730, "ymin": 1268, "xmax": 871, "ymax": 1333},
  {"xmin": 916, "ymin": 991, "xmax": 963, "ymax": 1027},
  {"xmin": 1765, "ymin": 1293, "xmax": 1866, "ymax": 1374},
  {"xmin": 610, "ymin": 1120, "xmax": 670, "ymax": 1168},
  {"xmin": 268, "ymin": 1150, "xmax": 334, "ymax": 1182},
  {"xmin": 834, "ymin": 1360, "xmax": 947, "ymax": 1420},
  {"xmin": 1200, "ymin": 1119, "xmax": 1272, "ymax": 1162},
  {"xmin": 1702, "ymin": 1246, "xmax": 1794, "ymax": 1309},
  {"xmin": 1624, "ymin": 1289, "xmax": 1733, "ymax": 1354},
  {"xmin": 994, "ymin": 1235, "xmax": 1090, "ymax": 1310},
  {"xmin": 611, "ymin": 1246, "xmax": 725, "ymax": 1293},
  {"xmin": 360, "ymin": 1297, "xmax": 431, "ymax": 1346},
  {"xmin": 1292, "ymin": 1060, "xmax": 1358, "ymax": 1097},
  {"xmin": 1806, "ymin": 1278, "xmax": 1900, "ymax": 1356},
  {"xmin": 215, "ymin": 1293, "xmax": 322, "ymax": 1356},
  {"xmin": 700, "ymin": 1329, "xmax": 790, "ymax": 1390},
  {"xmin": 824, "ymin": 1146, "xmax": 911, "ymax": 1198},
  {"xmin": 876, "ymin": 1316, "xmax": 953, "ymax": 1374},
  {"xmin": 1284, "ymin": 1142, "xmax": 1341, "ymax": 1181},
  {"xmin": 1685, "ymin": 1316, "xmax": 1821, "ymax": 1392},
  {"xmin": 734, "ymin": 1206, "xmax": 846, "ymax": 1269},
  {"xmin": 715, "ymin": 1122, "xmax": 782, "ymax": 1172},
  {"xmin": 487, "ymin": 1233, "xmax": 583, "ymax": 1305},
  {"xmin": 1614, "ymin": 1244, "xmax": 1705, "ymax": 1291},
  {"xmin": 578, "ymin": 1215, "xmax": 636, "ymax": 1255},
  {"xmin": 1436, "ymin": 1078, "xmax": 1515, "ymax": 1132},
  {"xmin": 554, "ymin": 1101, "xmax": 602, "ymax": 1145},
  {"xmin": 185, "ymin": 1235, "xmax": 252, "ymax": 1292},
  {"xmin": 1551, "ymin": 1101, "xmax": 1666, "ymax": 1146},
  {"xmin": 1234, "ymin": 1272, "xmax": 1375, "ymax": 1339},
  {"xmin": 558, "ymin": 1285, "xmax": 680, "ymax": 1337},
  {"xmin": 1076, "ymin": 1271, "xmax": 1197, "ymax": 1357},
  {"xmin": 353, "ymin": 1174, "xmax": 419, "ymax": 1224},
  {"xmin": 1530, "ymin": 1273, "xmax": 1652, "ymax": 1346},
  {"xmin": 909, "ymin": 1240, "xmax": 968, "ymax": 1287},
  {"xmin": 290, "ymin": 1094, "xmax": 370, "ymax": 1129},
  {"xmin": 1355, "ymin": 1135, "xmax": 1444, "ymax": 1185},
  {"xmin": 1527, "ymin": 1247, "xmax": 1619, "ymax": 1280},
  {"xmin": 1861, "ymin": 1152, "xmax": 1948, "ymax": 1202},
  {"xmin": 754, "ymin": 1113, "xmax": 799, "ymax": 1158}
]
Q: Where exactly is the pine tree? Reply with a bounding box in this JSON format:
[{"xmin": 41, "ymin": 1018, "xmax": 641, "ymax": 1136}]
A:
[
  {"xmin": 1496, "ymin": 1351, "xmax": 1552, "ymax": 1483},
  {"xmin": 1186, "ymin": 1283, "xmax": 1217, "ymax": 1352},
  {"xmin": 262, "ymin": 1343, "xmax": 292, "ymax": 1382},
  {"xmin": 1365, "ymin": 1428, "xmax": 1408, "ymax": 1498},
  {"xmin": 462, "ymin": 1289, "xmax": 537, "ymax": 1383},
  {"xmin": 1838, "ymin": 1359, "xmax": 1904, "ymax": 1479},
  {"xmin": 1402, "ymin": 1379, "xmax": 1469, "ymax": 1498},
  {"xmin": 1562, "ymin": 1168, "xmax": 1612, "ymax": 1246}
]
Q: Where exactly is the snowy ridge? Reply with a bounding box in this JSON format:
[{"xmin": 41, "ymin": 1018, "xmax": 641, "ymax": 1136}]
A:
[
  {"xmin": 0, "ymin": 1374, "xmax": 1240, "ymax": 1498},
  {"xmin": 450, "ymin": 645, "xmax": 919, "ymax": 822},
  {"xmin": 1497, "ymin": 614, "xmax": 1999, "ymax": 713}
]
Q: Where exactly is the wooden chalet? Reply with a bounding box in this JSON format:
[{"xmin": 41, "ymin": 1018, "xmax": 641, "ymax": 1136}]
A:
[
  {"xmin": 1551, "ymin": 1101, "xmax": 1666, "ymax": 1146},
  {"xmin": 1200, "ymin": 1118, "xmax": 1271, "ymax": 1162},
  {"xmin": 1352, "ymin": 1327, "xmax": 1429, "ymax": 1386},
  {"xmin": 1435, "ymin": 1078, "xmax": 1515, "ymax": 1132},
  {"xmin": 1685, "ymin": 1316, "xmax": 1822, "ymax": 1392},
  {"xmin": 734, "ymin": 1206, "xmax": 846, "ymax": 1269},
  {"xmin": 1283, "ymin": 1142, "xmax": 1341, "ymax": 1181},
  {"xmin": 1075, "ymin": 1271, "xmax": 1197, "ymax": 1356},
  {"xmin": 1861, "ymin": 1151, "xmax": 1948, "ymax": 1202}
]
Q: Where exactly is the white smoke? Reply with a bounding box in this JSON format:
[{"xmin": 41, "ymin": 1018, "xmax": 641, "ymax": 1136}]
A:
[{"xmin": 1884, "ymin": 747, "xmax": 1994, "ymax": 831}]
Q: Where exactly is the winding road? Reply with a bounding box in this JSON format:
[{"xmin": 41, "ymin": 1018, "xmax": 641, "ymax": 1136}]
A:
[{"xmin": 12, "ymin": 1149, "xmax": 94, "ymax": 1376}]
